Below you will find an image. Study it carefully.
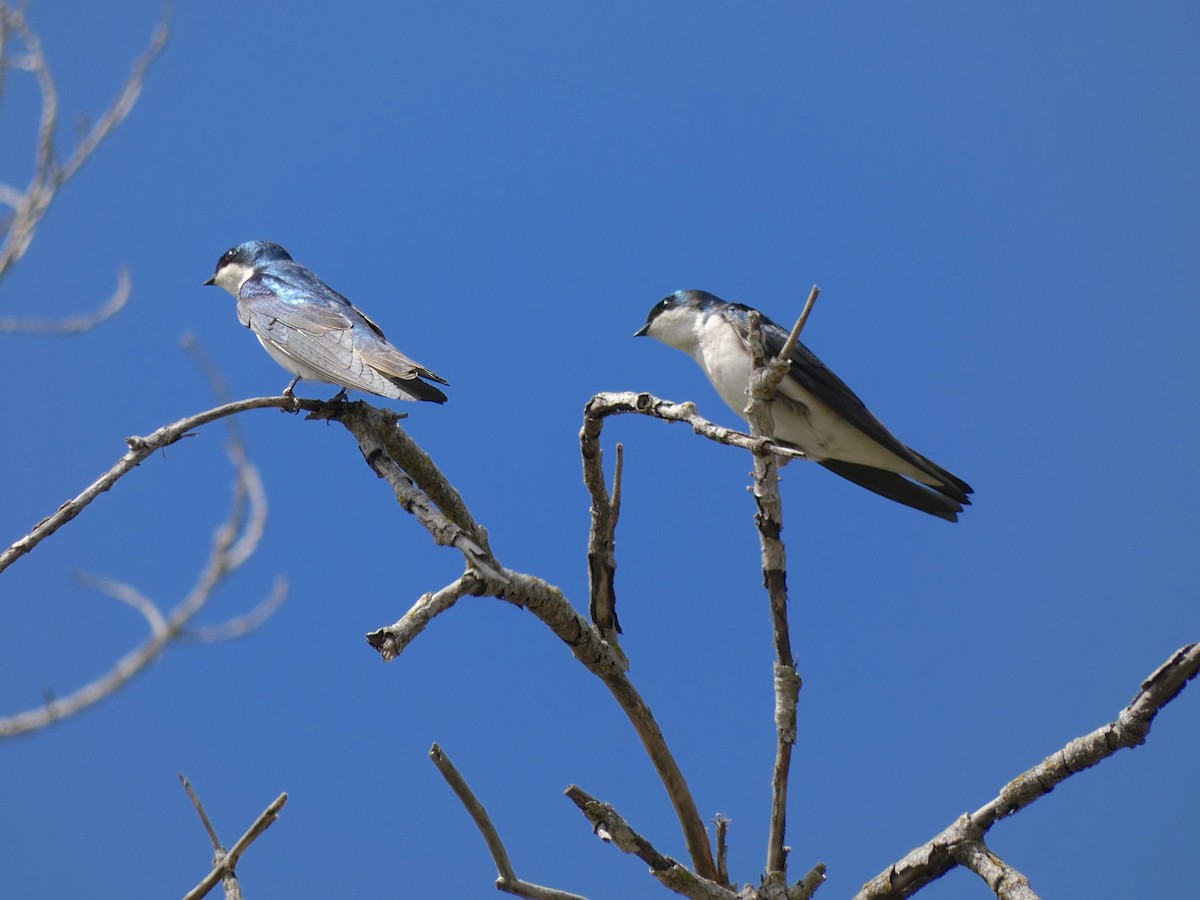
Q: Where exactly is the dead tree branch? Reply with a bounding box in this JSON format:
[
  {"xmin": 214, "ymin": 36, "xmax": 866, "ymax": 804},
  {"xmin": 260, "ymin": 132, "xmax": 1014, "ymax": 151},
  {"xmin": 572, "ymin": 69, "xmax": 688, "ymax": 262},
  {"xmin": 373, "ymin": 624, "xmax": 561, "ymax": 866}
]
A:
[
  {"xmin": 0, "ymin": 2, "xmax": 169, "ymax": 316},
  {"xmin": 855, "ymin": 642, "xmax": 1200, "ymax": 899},
  {"xmin": 743, "ymin": 286, "xmax": 819, "ymax": 879},
  {"xmin": 180, "ymin": 777, "xmax": 287, "ymax": 900},
  {"xmin": 431, "ymin": 744, "xmax": 587, "ymax": 900},
  {"xmin": 0, "ymin": 421, "xmax": 284, "ymax": 737},
  {"xmin": 0, "ymin": 266, "xmax": 130, "ymax": 333},
  {"xmin": 581, "ymin": 419, "xmax": 624, "ymax": 645},
  {"xmin": 565, "ymin": 785, "xmax": 734, "ymax": 900},
  {"xmin": 336, "ymin": 400, "xmax": 717, "ymax": 882},
  {"xmin": 583, "ymin": 392, "xmax": 806, "ymax": 462},
  {"xmin": 0, "ymin": 395, "xmax": 319, "ymax": 577}
]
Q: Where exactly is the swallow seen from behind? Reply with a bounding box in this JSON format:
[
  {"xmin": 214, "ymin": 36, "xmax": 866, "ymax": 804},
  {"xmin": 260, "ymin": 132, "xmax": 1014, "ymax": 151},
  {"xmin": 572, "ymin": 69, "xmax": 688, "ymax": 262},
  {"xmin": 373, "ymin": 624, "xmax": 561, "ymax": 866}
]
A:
[
  {"xmin": 635, "ymin": 290, "xmax": 972, "ymax": 521},
  {"xmin": 205, "ymin": 241, "xmax": 448, "ymax": 403}
]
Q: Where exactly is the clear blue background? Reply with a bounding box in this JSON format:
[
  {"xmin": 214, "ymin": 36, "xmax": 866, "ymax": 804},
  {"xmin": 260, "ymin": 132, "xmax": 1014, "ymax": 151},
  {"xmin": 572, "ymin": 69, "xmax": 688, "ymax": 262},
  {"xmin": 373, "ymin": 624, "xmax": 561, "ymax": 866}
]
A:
[{"xmin": 2, "ymin": 3, "xmax": 1197, "ymax": 898}]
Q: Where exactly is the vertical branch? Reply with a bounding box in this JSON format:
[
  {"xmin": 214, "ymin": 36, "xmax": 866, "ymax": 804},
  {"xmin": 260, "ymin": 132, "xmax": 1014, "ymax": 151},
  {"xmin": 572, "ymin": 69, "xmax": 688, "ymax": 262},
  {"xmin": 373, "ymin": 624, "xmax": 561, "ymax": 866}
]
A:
[
  {"xmin": 582, "ymin": 401, "xmax": 624, "ymax": 644},
  {"xmin": 742, "ymin": 286, "xmax": 819, "ymax": 878}
]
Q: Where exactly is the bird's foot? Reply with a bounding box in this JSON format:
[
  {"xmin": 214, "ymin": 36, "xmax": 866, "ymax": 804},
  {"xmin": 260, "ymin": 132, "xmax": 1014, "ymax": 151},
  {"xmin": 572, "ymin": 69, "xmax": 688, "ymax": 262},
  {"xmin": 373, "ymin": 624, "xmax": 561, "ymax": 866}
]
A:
[{"xmin": 280, "ymin": 376, "xmax": 302, "ymax": 413}]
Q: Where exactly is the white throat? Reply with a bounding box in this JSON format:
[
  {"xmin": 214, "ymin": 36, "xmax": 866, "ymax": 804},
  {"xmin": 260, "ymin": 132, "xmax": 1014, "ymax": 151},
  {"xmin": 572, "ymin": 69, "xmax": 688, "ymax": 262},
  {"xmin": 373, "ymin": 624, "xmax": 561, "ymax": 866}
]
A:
[{"xmin": 211, "ymin": 261, "xmax": 255, "ymax": 298}]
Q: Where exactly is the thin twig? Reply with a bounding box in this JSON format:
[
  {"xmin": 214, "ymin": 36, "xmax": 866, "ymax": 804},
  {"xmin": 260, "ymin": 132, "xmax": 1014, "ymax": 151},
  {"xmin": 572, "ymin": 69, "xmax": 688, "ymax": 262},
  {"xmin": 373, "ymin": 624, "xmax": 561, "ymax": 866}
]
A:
[
  {"xmin": 565, "ymin": 786, "xmax": 734, "ymax": 900},
  {"xmin": 186, "ymin": 576, "xmax": 289, "ymax": 643},
  {"xmin": 0, "ymin": 6, "xmax": 168, "ymax": 282},
  {"xmin": 431, "ymin": 744, "xmax": 586, "ymax": 900},
  {"xmin": 182, "ymin": 792, "xmax": 287, "ymax": 900},
  {"xmin": 776, "ymin": 286, "xmax": 820, "ymax": 363},
  {"xmin": 584, "ymin": 392, "xmax": 806, "ymax": 461},
  {"xmin": 0, "ymin": 427, "xmax": 269, "ymax": 737},
  {"xmin": 0, "ymin": 266, "xmax": 130, "ymax": 333},
  {"xmin": 178, "ymin": 775, "xmax": 243, "ymax": 900},
  {"xmin": 1, "ymin": 385, "xmax": 289, "ymax": 737},
  {"xmin": 0, "ymin": 395, "xmax": 317, "ymax": 577},
  {"xmin": 179, "ymin": 775, "xmax": 224, "ymax": 853},
  {"xmin": 855, "ymin": 642, "xmax": 1200, "ymax": 899},
  {"xmin": 74, "ymin": 571, "xmax": 169, "ymax": 638}
]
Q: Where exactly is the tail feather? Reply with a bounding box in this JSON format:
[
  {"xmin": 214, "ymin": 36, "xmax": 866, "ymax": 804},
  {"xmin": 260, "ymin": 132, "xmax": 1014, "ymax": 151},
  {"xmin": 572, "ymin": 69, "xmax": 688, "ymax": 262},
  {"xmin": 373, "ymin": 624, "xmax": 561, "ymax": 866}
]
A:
[
  {"xmin": 818, "ymin": 459, "xmax": 967, "ymax": 522},
  {"xmin": 386, "ymin": 374, "xmax": 448, "ymax": 404}
]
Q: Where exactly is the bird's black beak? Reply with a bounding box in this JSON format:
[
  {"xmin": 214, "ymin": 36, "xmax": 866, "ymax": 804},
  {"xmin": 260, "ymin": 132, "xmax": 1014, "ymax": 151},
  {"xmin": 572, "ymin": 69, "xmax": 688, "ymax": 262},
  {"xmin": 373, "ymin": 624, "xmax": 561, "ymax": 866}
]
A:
[
  {"xmin": 633, "ymin": 323, "xmax": 649, "ymax": 337},
  {"xmin": 203, "ymin": 276, "xmax": 215, "ymax": 286}
]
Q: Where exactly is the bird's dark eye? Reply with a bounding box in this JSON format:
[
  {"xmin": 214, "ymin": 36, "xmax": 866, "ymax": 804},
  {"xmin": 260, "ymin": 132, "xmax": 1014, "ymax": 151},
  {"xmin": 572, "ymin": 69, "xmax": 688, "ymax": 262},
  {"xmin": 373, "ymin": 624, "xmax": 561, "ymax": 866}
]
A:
[{"xmin": 222, "ymin": 248, "xmax": 237, "ymax": 262}]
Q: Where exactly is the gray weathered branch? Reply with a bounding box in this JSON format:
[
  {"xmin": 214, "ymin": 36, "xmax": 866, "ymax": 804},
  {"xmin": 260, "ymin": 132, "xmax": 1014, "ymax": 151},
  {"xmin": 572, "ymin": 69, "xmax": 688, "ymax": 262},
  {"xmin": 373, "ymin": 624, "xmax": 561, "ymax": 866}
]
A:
[
  {"xmin": 0, "ymin": 395, "xmax": 315, "ymax": 577},
  {"xmin": 855, "ymin": 642, "xmax": 1200, "ymax": 899},
  {"xmin": 180, "ymin": 779, "xmax": 287, "ymax": 900},
  {"xmin": 344, "ymin": 403, "xmax": 717, "ymax": 882},
  {"xmin": 431, "ymin": 744, "xmax": 587, "ymax": 900},
  {"xmin": 565, "ymin": 785, "xmax": 734, "ymax": 900},
  {"xmin": 0, "ymin": 424, "xmax": 283, "ymax": 737},
  {"xmin": 581, "ymin": 418, "xmax": 624, "ymax": 645},
  {"xmin": 744, "ymin": 285, "xmax": 819, "ymax": 880},
  {"xmin": 0, "ymin": 4, "xmax": 168, "ymax": 291}
]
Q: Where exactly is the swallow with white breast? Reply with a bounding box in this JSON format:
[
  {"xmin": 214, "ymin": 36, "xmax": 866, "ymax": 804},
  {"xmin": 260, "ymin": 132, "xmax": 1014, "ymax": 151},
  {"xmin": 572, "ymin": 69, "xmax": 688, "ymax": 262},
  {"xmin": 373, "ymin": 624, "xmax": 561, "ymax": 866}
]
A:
[{"xmin": 636, "ymin": 290, "xmax": 972, "ymax": 521}]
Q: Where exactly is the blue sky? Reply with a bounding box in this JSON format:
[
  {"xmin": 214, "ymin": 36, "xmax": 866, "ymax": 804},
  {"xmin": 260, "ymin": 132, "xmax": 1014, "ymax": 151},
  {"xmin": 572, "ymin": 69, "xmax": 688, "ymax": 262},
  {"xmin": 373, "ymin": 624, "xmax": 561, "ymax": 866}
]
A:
[{"xmin": 2, "ymin": 3, "xmax": 1198, "ymax": 897}]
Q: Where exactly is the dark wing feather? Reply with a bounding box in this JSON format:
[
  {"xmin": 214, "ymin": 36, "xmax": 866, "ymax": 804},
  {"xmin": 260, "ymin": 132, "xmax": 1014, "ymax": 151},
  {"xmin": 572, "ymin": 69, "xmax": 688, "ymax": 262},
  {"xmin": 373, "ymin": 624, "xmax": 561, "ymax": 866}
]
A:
[
  {"xmin": 722, "ymin": 304, "xmax": 971, "ymax": 502},
  {"xmin": 818, "ymin": 459, "xmax": 963, "ymax": 521}
]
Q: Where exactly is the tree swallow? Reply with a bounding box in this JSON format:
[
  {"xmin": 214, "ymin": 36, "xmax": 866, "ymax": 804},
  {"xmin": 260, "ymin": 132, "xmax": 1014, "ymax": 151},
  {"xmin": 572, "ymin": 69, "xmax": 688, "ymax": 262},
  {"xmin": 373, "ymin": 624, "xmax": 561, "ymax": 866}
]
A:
[
  {"xmin": 635, "ymin": 290, "xmax": 972, "ymax": 521},
  {"xmin": 204, "ymin": 241, "xmax": 449, "ymax": 403}
]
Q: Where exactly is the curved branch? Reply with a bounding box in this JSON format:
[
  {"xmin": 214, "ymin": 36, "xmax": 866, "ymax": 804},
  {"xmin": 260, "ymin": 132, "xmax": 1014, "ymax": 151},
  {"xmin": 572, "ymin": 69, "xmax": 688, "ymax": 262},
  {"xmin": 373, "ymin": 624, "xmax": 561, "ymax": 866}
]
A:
[
  {"xmin": 0, "ymin": 5, "xmax": 168, "ymax": 280},
  {"xmin": 855, "ymin": 642, "xmax": 1200, "ymax": 899},
  {"xmin": 343, "ymin": 403, "xmax": 717, "ymax": 882},
  {"xmin": 0, "ymin": 433, "xmax": 275, "ymax": 737},
  {"xmin": 0, "ymin": 266, "xmax": 130, "ymax": 333},
  {"xmin": 432, "ymin": 744, "xmax": 587, "ymax": 900},
  {"xmin": 0, "ymin": 395, "xmax": 317, "ymax": 576},
  {"xmin": 583, "ymin": 392, "xmax": 806, "ymax": 461}
]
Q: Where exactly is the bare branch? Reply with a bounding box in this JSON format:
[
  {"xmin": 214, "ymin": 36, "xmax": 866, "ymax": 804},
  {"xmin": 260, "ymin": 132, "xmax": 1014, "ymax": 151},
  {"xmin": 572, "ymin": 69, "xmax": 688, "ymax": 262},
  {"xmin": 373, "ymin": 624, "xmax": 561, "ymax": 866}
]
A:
[
  {"xmin": 790, "ymin": 863, "xmax": 827, "ymax": 900},
  {"xmin": 347, "ymin": 401, "xmax": 717, "ymax": 881},
  {"xmin": 565, "ymin": 785, "xmax": 734, "ymax": 900},
  {"xmin": 74, "ymin": 571, "xmax": 169, "ymax": 638},
  {"xmin": 0, "ymin": 266, "xmax": 130, "ymax": 333},
  {"xmin": 186, "ymin": 576, "xmax": 289, "ymax": 644},
  {"xmin": 0, "ymin": 425, "xmax": 270, "ymax": 737},
  {"xmin": 584, "ymin": 392, "xmax": 806, "ymax": 461},
  {"xmin": 744, "ymin": 310, "xmax": 799, "ymax": 878},
  {"xmin": 0, "ymin": 395, "xmax": 316, "ymax": 577},
  {"xmin": 430, "ymin": 744, "xmax": 587, "ymax": 900},
  {"xmin": 322, "ymin": 401, "xmax": 502, "ymax": 578},
  {"xmin": 951, "ymin": 839, "xmax": 1039, "ymax": 900},
  {"xmin": 179, "ymin": 775, "xmax": 225, "ymax": 854},
  {"xmin": 365, "ymin": 573, "xmax": 481, "ymax": 660},
  {"xmin": 182, "ymin": 790, "xmax": 287, "ymax": 900},
  {"xmin": 0, "ymin": 5, "xmax": 168, "ymax": 281},
  {"xmin": 0, "ymin": 380, "xmax": 288, "ymax": 736},
  {"xmin": 855, "ymin": 642, "xmax": 1200, "ymax": 899},
  {"xmin": 776, "ymin": 286, "xmax": 820, "ymax": 364},
  {"xmin": 713, "ymin": 814, "xmax": 730, "ymax": 887},
  {"xmin": 368, "ymin": 559, "xmax": 717, "ymax": 879},
  {"xmin": 581, "ymin": 398, "xmax": 623, "ymax": 644}
]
